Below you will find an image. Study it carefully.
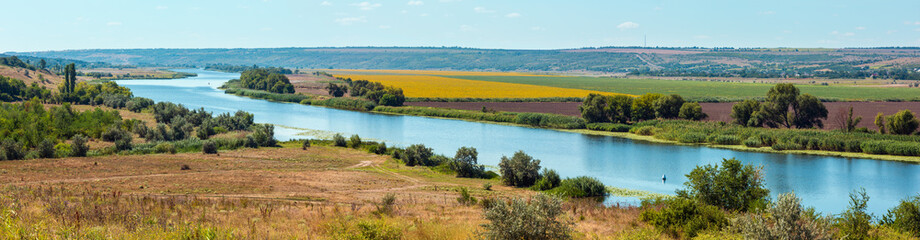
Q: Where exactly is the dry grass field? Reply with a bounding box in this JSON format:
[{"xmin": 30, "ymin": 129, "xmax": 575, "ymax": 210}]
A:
[
  {"xmin": 0, "ymin": 143, "xmax": 659, "ymax": 239},
  {"xmin": 337, "ymin": 74, "xmax": 628, "ymax": 99}
]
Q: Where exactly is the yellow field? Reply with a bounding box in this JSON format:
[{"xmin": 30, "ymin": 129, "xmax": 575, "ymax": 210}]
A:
[
  {"xmin": 340, "ymin": 74, "xmax": 630, "ymax": 98},
  {"xmin": 326, "ymin": 69, "xmax": 558, "ymax": 77}
]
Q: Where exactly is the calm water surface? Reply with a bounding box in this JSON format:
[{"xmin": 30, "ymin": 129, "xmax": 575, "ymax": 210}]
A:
[{"xmin": 117, "ymin": 69, "xmax": 920, "ymax": 215}]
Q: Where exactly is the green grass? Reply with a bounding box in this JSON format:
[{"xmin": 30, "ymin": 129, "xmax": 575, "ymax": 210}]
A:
[{"xmin": 449, "ymin": 75, "xmax": 920, "ymax": 102}]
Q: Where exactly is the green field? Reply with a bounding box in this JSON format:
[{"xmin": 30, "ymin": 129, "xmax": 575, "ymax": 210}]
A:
[{"xmin": 450, "ymin": 75, "xmax": 920, "ymax": 102}]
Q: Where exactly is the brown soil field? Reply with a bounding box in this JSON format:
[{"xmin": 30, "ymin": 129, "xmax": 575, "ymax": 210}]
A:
[
  {"xmin": 0, "ymin": 144, "xmax": 653, "ymax": 238},
  {"xmin": 408, "ymin": 101, "xmax": 920, "ymax": 130},
  {"xmin": 287, "ymin": 73, "xmax": 349, "ymax": 96}
]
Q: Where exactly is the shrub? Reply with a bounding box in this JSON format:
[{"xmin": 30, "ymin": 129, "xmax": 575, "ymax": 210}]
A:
[
  {"xmin": 248, "ymin": 124, "xmax": 276, "ymax": 147},
  {"xmin": 835, "ymin": 188, "xmax": 873, "ymax": 240},
  {"xmin": 457, "ymin": 187, "xmax": 477, "ymax": 205},
  {"xmin": 54, "ymin": 143, "xmax": 71, "ymax": 157},
  {"xmin": 732, "ymin": 192, "xmax": 833, "ymax": 240},
  {"xmin": 483, "ymin": 182, "xmax": 493, "ymax": 191},
  {"xmin": 633, "ymin": 126, "xmax": 656, "ymax": 136},
  {"xmin": 349, "ymin": 134, "xmax": 362, "ymax": 148},
  {"xmin": 449, "ymin": 146, "xmax": 485, "ymax": 178},
  {"xmin": 679, "ymin": 102, "xmax": 707, "ymax": 120},
  {"xmin": 677, "ymin": 158, "xmax": 769, "ymax": 212},
  {"xmin": 333, "ymin": 134, "xmax": 347, "ymax": 147},
  {"xmin": 402, "ymin": 144, "xmax": 435, "ymax": 166},
  {"xmin": 640, "ymin": 197, "xmax": 728, "ymax": 239},
  {"xmin": 880, "ymin": 195, "xmax": 920, "ymax": 237},
  {"xmin": 678, "ymin": 132, "xmax": 707, "ymax": 143},
  {"xmin": 532, "ymin": 169, "xmax": 561, "ymax": 191},
  {"xmin": 371, "ymin": 142, "xmax": 386, "ymax": 154},
  {"xmin": 101, "ymin": 125, "xmax": 131, "ymax": 142},
  {"xmin": 712, "ymin": 135, "xmax": 741, "ymax": 145},
  {"xmin": 374, "ymin": 193, "xmax": 397, "ymax": 216},
  {"xmin": 302, "ymin": 139, "xmax": 310, "ymax": 150},
  {"xmin": 155, "ymin": 142, "xmax": 177, "ymax": 154},
  {"xmin": 70, "ymin": 134, "xmax": 88, "ymax": 157},
  {"xmin": 550, "ymin": 176, "xmax": 607, "ymax": 198},
  {"xmin": 114, "ymin": 138, "xmax": 132, "ymax": 151},
  {"xmin": 0, "ymin": 139, "xmax": 24, "ymax": 160},
  {"xmin": 202, "ymin": 141, "xmax": 217, "ymax": 154},
  {"xmin": 480, "ymin": 194, "xmax": 572, "ymax": 240},
  {"xmin": 37, "ymin": 139, "xmax": 56, "ymax": 158},
  {"xmin": 586, "ymin": 123, "xmax": 631, "ymax": 132},
  {"xmin": 742, "ymin": 137, "xmax": 763, "ymax": 147},
  {"xmin": 771, "ymin": 142, "xmax": 804, "ymax": 151},
  {"xmin": 499, "ymin": 150, "xmax": 542, "ymax": 187},
  {"xmin": 886, "ymin": 110, "xmax": 919, "ymax": 135}
]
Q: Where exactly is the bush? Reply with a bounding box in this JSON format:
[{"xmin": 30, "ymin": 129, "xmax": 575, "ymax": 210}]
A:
[
  {"xmin": 457, "ymin": 187, "xmax": 477, "ymax": 205},
  {"xmin": 678, "ymin": 132, "xmax": 707, "ymax": 143},
  {"xmin": 742, "ymin": 137, "xmax": 763, "ymax": 147},
  {"xmin": 880, "ymin": 195, "xmax": 920, "ymax": 237},
  {"xmin": 37, "ymin": 139, "xmax": 56, "ymax": 158},
  {"xmin": 586, "ymin": 123, "xmax": 631, "ymax": 132},
  {"xmin": 101, "ymin": 125, "xmax": 131, "ymax": 142},
  {"xmin": 771, "ymin": 142, "xmax": 804, "ymax": 151},
  {"xmin": 712, "ymin": 135, "xmax": 741, "ymax": 145},
  {"xmin": 349, "ymin": 134, "xmax": 362, "ymax": 148},
  {"xmin": 480, "ymin": 194, "xmax": 572, "ymax": 240},
  {"xmin": 677, "ymin": 158, "xmax": 769, "ymax": 212},
  {"xmin": 302, "ymin": 139, "xmax": 310, "ymax": 150},
  {"xmin": 550, "ymin": 176, "xmax": 607, "ymax": 198},
  {"xmin": 402, "ymin": 144, "xmax": 435, "ymax": 166},
  {"xmin": 679, "ymin": 102, "xmax": 707, "ymax": 120},
  {"xmin": 886, "ymin": 110, "xmax": 919, "ymax": 135},
  {"xmin": 155, "ymin": 142, "xmax": 177, "ymax": 154},
  {"xmin": 835, "ymin": 188, "xmax": 873, "ymax": 240},
  {"xmin": 449, "ymin": 146, "xmax": 485, "ymax": 178},
  {"xmin": 0, "ymin": 139, "xmax": 24, "ymax": 160},
  {"xmin": 499, "ymin": 150, "xmax": 542, "ymax": 187},
  {"xmin": 513, "ymin": 112, "xmax": 586, "ymax": 129},
  {"xmin": 333, "ymin": 134, "xmax": 347, "ymax": 147},
  {"xmin": 248, "ymin": 124, "xmax": 276, "ymax": 147},
  {"xmin": 371, "ymin": 142, "xmax": 387, "ymax": 154},
  {"xmin": 202, "ymin": 141, "xmax": 217, "ymax": 154},
  {"xmin": 640, "ymin": 197, "xmax": 728, "ymax": 239},
  {"xmin": 632, "ymin": 126, "xmax": 656, "ymax": 136},
  {"xmin": 532, "ymin": 169, "xmax": 561, "ymax": 191},
  {"xmin": 70, "ymin": 134, "xmax": 88, "ymax": 157},
  {"xmin": 482, "ymin": 182, "xmax": 493, "ymax": 191},
  {"xmin": 114, "ymin": 137, "xmax": 132, "ymax": 151},
  {"xmin": 732, "ymin": 192, "xmax": 833, "ymax": 240},
  {"xmin": 374, "ymin": 193, "xmax": 397, "ymax": 216}
]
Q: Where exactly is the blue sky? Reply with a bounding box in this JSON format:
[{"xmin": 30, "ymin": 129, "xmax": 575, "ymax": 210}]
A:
[{"xmin": 2, "ymin": 0, "xmax": 919, "ymax": 52}]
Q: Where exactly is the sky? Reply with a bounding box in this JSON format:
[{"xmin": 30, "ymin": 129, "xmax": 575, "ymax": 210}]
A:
[{"xmin": 1, "ymin": 0, "xmax": 919, "ymax": 52}]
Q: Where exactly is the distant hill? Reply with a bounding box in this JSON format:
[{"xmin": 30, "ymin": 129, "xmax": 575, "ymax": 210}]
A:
[{"xmin": 8, "ymin": 47, "xmax": 920, "ymax": 79}]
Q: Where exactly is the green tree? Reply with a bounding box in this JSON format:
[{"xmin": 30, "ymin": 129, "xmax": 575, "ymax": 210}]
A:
[
  {"xmin": 886, "ymin": 110, "xmax": 920, "ymax": 135},
  {"xmin": 875, "ymin": 112, "xmax": 886, "ymax": 134},
  {"xmin": 608, "ymin": 95, "xmax": 633, "ymax": 123},
  {"xmin": 39, "ymin": 59, "xmax": 46, "ymax": 70},
  {"xmin": 450, "ymin": 146, "xmax": 485, "ymax": 178},
  {"xmin": 763, "ymin": 83, "xmax": 800, "ymax": 128},
  {"xmin": 632, "ymin": 93, "xmax": 662, "ymax": 121},
  {"xmin": 654, "ymin": 94, "xmax": 685, "ymax": 119},
  {"xmin": 676, "ymin": 158, "xmax": 770, "ymax": 212},
  {"xmin": 792, "ymin": 93, "xmax": 828, "ymax": 128},
  {"xmin": 678, "ymin": 102, "xmax": 707, "ymax": 121},
  {"xmin": 731, "ymin": 100, "xmax": 762, "ymax": 127},
  {"xmin": 835, "ymin": 188, "xmax": 873, "ymax": 240},
  {"xmin": 579, "ymin": 94, "xmax": 609, "ymax": 123},
  {"xmin": 326, "ymin": 83, "xmax": 347, "ymax": 97},
  {"xmin": 70, "ymin": 134, "xmax": 88, "ymax": 157},
  {"xmin": 842, "ymin": 106, "xmax": 863, "ymax": 133},
  {"xmin": 403, "ymin": 144, "xmax": 435, "ymax": 166},
  {"xmin": 499, "ymin": 150, "xmax": 542, "ymax": 187},
  {"xmin": 62, "ymin": 63, "xmax": 77, "ymax": 94}
]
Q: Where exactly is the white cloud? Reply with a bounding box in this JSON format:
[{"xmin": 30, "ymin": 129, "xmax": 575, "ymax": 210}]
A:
[
  {"xmin": 505, "ymin": 12, "xmax": 521, "ymax": 18},
  {"xmin": 320, "ymin": 1, "xmax": 332, "ymax": 6},
  {"xmin": 335, "ymin": 16, "xmax": 367, "ymax": 25},
  {"xmin": 351, "ymin": 2, "xmax": 381, "ymax": 10},
  {"xmin": 460, "ymin": 24, "xmax": 476, "ymax": 31},
  {"xmin": 843, "ymin": 32, "xmax": 855, "ymax": 36},
  {"xmin": 616, "ymin": 21, "xmax": 639, "ymax": 30},
  {"xmin": 830, "ymin": 30, "xmax": 839, "ymax": 35},
  {"xmin": 379, "ymin": 25, "xmax": 391, "ymax": 29},
  {"xmin": 474, "ymin": 7, "xmax": 494, "ymax": 13},
  {"xmin": 855, "ymin": 26, "xmax": 866, "ymax": 30},
  {"xmin": 407, "ymin": 0, "xmax": 423, "ymax": 6},
  {"xmin": 155, "ymin": 5, "xmax": 168, "ymax": 10},
  {"xmin": 106, "ymin": 21, "xmax": 122, "ymax": 26}
]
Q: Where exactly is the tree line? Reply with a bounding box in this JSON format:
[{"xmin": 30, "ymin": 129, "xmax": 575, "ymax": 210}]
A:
[
  {"xmin": 239, "ymin": 68, "xmax": 295, "ymax": 94},
  {"xmin": 579, "ymin": 93, "xmax": 707, "ymax": 124},
  {"xmin": 328, "ymin": 77, "xmax": 407, "ymax": 107}
]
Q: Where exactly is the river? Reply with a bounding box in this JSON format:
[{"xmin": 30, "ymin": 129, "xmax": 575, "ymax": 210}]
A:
[{"xmin": 116, "ymin": 69, "xmax": 920, "ymax": 215}]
